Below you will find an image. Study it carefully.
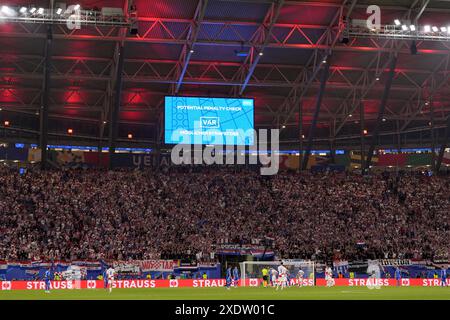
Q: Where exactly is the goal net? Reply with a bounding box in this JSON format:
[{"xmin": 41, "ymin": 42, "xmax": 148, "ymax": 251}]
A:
[{"xmin": 240, "ymin": 260, "xmax": 315, "ymax": 287}]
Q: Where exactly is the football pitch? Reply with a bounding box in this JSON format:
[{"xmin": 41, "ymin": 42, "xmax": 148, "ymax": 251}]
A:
[{"xmin": 1, "ymin": 286, "xmax": 449, "ymax": 300}]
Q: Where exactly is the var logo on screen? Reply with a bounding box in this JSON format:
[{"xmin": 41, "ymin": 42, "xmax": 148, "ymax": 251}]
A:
[
  {"xmin": 242, "ymin": 99, "xmax": 253, "ymax": 107},
  {"xmin": 200, "ymin": 117, "xmax": 220, "ymax": 128}
]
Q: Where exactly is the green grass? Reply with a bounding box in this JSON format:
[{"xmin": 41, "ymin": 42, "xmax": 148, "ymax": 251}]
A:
[{"xmin": 0, "ymin": 286, "xmax": 449, "ymax": 300}]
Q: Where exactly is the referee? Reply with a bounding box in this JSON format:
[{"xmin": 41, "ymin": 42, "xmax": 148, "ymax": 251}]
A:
[{"xmin": 262, "ymin": 267, "xmax": 269, "ymax": 287}]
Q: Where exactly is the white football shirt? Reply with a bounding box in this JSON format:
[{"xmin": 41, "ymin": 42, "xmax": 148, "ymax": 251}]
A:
[{"xmin": 106, "ymin": 268, "xmax": 115, "ymax": 279}]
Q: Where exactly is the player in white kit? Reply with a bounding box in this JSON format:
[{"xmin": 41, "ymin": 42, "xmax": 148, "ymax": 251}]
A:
[
  {"xmin": 297, "ymin": 269, "xmax": 305, "ymax": 287},
  {"xmin": 276, "ymin": 262, "xmax": 288, "ymax": 290},
  {"xmin": 269, "ymin": 268, "xmax": 278, "ymax": 287},
  {"xmin": 367, "ymin": 261, "xmax": 382, "ymax": 289},
  {"xmin": 106, "ymin": 266, "xmax": 115, "ymax": 293},
  {"xmin": 325, "ymin": 266, "xmax": 335, "ymax": 287}
]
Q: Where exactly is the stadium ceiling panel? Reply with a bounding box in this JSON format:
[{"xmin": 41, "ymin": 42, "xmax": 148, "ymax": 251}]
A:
[{"xmin": 0, "ymin": 0, "xmax": 449, "ymax": 148}]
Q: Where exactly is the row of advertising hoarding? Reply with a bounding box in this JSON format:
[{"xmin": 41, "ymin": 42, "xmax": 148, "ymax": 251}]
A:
[
  {"xmin": 0, "ymin": 260, "xmax": 221, "ymax": 281},
  {"xmin": 332, "ymin": 259, "xmax": 449, "ymax": 279},
  {"xmin": 2, "ymin": 145, "xmax": 450, "ymax": 170},
  {"xmin": 1, "ymin": 278, "xmax": 449, "ymax": 291},
  {"xmin": 1, "ymin": 259, "xmax": 447, "ymax": 281}
]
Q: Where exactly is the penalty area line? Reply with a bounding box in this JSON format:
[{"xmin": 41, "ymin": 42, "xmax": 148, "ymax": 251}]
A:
[{"xmin": 340, "ymin": 290, "xmax": 382, "ymax": 294}]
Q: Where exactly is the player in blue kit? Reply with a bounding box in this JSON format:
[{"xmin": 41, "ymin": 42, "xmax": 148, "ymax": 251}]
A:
[
  {"xmin": 103, "ymin": 268, "xmax": 108, "ymax": 290},
  {"xmin": 440, "ymin": 268, "xmax": 447, "ymax": 287},
  {"xmin": 225, "ymin": 266, "xmax": 232, "ymax": 290},
  {"xmin": 394, "ymin": 267, "xmax": 401, "ymax": 286},
  {"xmin": 44, "ymin": 268, "xmax": 52, "ymax": 293},
  {"xmin": 232, "ymin": 266, "xmax": 240, "ymax": 287}
]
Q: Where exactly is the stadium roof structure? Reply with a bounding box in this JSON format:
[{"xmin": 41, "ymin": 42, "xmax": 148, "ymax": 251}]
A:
[{"xmin": 0, "ymin": 0, "xmax": 450, "ymax": 156}]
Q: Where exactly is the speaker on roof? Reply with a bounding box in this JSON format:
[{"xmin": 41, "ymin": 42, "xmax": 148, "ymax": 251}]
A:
[
  {"xmin": 340, "ymin": 17, "xmax": 350, "ymax": 44},
  {"xmin": 130, "ymin": 21, "xmax": 138, "ymax": 35}
]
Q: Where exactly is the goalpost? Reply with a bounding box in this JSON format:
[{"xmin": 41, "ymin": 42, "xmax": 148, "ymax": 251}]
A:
[{"xmin": 240, "ymin": 260, "xmax": 315, "ymax": 287}]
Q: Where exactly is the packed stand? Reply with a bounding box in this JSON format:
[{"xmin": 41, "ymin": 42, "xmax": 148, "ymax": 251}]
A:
[{"xmin": 0, "ymin": 166, "xmax": 448, "ymax": 262}]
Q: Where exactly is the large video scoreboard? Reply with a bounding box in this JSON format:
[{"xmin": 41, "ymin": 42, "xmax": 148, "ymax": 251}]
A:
[{"xmin": 164, "ymin": 96, "xmax": 254, "ymax": 146}]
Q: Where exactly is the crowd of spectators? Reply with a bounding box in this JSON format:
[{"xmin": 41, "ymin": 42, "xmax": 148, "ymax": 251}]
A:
[{"xmin": 0, "ymin": 166, "xmax": 448, "ymax": 262}]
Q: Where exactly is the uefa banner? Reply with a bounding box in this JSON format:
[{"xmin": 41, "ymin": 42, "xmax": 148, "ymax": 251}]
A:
[
  {"xmin": 110, "ymin": 153, "xmax": 172, "ymax": 168},
  {"xmin": 1, "ymin": 278, "xmax": 448, "ymax": 290}
]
